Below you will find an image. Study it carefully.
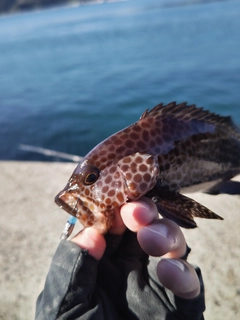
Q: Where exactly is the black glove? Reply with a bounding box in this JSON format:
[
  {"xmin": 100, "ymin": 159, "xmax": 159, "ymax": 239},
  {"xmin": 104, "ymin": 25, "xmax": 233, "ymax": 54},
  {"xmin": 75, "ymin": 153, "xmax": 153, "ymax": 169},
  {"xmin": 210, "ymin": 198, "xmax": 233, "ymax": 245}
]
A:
[{"xmin": 36, "ymin": 231, "xmax": 205, "ymax": 320}]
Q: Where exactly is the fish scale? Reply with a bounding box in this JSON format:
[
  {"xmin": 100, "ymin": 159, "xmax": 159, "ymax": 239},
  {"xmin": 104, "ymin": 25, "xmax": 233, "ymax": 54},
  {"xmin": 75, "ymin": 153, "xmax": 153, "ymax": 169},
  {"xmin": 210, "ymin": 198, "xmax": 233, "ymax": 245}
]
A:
[{"xmin": 55, "ymin": 102, "xmax": 240, "ymax": 237}]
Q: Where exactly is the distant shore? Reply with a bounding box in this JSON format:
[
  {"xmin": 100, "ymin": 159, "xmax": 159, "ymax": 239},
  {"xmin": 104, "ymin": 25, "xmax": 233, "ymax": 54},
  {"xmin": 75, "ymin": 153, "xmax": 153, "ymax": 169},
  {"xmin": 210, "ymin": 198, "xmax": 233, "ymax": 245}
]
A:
[{"xmin": 0, "ymin": 0, "xmax": 98, "ymax": 15}]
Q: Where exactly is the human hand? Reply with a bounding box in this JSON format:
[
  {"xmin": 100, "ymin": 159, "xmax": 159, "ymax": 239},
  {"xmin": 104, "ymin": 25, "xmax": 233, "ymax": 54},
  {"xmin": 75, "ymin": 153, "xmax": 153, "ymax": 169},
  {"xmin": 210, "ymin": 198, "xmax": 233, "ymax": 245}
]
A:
[{"xmin": 71, "ymin": 196, "xmax": 201, "ymax": 299}]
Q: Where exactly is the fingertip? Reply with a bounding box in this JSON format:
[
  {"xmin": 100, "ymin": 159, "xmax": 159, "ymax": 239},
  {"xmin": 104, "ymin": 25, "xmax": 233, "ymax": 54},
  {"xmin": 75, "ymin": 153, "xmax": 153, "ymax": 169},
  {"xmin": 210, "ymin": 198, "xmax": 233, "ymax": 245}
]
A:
[
  {"xmin": 157, "ymin": 259, "xmax": 201, "ymax": 299},
  {"xmin": 137, "ymin": 221, "xmax": 171, "ymax": 256},
  {"xmin": 121, "ymin": 197, "xmax": 158, "ymax": 232},
  {"xmin": 137, "ymin": 219, "xmax": 186, "ymax": 257},
  {"xmin": 71, "ymin": 227, "xmax": 106, "ymax": 260}
]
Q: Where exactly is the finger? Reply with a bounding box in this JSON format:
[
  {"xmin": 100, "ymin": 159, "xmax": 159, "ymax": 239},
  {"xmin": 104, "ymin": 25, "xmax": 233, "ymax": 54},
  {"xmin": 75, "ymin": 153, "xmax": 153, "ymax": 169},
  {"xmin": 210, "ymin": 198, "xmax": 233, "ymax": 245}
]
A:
[
  {"xmin": 137, "ymin": 219, "xmax": 186, "ymax": 258},
  {"xmin": 108, "ymin": 206, "xmax": 126, "ymax": 235},
  {"xmin": 120, "ymin": 196, "xmax": 159, "ymax": 232},
  {"xmin": 71, "ymin": 227, "xmax": 106, "ymax": 260},
  {"xmin": 157, "ymin": 258, "xmax": 201, "ymax": 299}
]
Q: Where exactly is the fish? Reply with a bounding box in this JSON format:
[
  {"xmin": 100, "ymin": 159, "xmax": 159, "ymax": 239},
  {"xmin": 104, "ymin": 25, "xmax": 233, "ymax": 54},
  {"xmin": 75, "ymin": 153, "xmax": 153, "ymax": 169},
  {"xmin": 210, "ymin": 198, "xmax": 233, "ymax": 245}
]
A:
[{"xmin": 55, "ymin": 102, "xmax": 240, "ymax": 235}]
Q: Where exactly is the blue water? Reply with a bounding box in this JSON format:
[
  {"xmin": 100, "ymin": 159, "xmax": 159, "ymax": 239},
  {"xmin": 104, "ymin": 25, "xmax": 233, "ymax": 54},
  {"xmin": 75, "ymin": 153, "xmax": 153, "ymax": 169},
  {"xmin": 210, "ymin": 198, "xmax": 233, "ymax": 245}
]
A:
[{"xmin": 0, "ymin": 0, "xmax": 240, "ymax": 161}]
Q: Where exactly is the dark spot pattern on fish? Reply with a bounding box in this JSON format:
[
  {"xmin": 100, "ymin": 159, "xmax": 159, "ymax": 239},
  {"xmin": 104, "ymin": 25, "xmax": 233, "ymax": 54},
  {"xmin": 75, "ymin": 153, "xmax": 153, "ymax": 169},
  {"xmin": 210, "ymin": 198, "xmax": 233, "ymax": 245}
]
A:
[{"xmin": 55, "ymin": 102, "xmax": 240, "ymax": 233}]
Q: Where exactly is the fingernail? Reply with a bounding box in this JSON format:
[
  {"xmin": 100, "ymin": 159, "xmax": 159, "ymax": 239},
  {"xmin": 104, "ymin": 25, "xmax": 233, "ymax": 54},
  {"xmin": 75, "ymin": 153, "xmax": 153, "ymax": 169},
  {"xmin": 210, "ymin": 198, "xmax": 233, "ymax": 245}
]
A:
[
  {"xmin": 144, "ymin": 223, "xmax": 169, "ymax": 239},
  {"xmin": 129, "ymin": 200, "xmax": 150, "ymax": 212},
  {"xmin": 167, "ymin": 259, "xmax": 185, "ymax": 272}
]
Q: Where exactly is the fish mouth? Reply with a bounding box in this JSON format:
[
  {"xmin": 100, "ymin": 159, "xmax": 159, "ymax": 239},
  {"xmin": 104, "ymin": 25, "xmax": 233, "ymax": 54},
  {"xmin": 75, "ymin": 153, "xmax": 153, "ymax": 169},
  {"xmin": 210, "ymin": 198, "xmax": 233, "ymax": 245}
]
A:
[{"xmin": 55, "ymin": 189, "xmax": 80, "ymax": 218}]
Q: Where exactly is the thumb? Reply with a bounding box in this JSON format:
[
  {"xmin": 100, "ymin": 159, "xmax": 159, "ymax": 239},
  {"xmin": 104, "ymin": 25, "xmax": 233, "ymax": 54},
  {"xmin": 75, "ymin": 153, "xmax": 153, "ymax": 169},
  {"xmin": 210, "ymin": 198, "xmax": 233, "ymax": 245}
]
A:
[
  {"xmin": 71, "ymin": 227, "xmax": 106, "ymax": 260},
  {"xmin": 157, "ymin": 259, "xmax": 201, "ymax": 299}
]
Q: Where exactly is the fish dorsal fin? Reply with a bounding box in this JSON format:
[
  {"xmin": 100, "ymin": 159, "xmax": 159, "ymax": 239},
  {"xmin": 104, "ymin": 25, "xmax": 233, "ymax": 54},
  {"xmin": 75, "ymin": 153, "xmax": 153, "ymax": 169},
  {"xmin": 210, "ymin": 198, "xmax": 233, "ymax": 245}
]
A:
[{"xmin": 140, "ymin": 101, "xmax": 236, "ymax": 129}]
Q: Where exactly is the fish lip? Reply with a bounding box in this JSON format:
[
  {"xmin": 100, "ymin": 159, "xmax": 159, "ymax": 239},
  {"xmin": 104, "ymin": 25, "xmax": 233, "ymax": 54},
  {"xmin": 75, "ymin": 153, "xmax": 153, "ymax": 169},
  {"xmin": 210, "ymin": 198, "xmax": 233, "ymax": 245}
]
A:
[{"xmin": 55, "ymin": 190, "xmax": 79, "ymax": 217}]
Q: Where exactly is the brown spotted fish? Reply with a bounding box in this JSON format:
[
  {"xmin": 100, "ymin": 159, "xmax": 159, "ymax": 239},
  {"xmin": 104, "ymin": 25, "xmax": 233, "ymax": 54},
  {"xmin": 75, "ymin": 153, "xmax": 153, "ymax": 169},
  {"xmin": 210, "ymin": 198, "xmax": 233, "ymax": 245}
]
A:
[{"xmin": 55, "ymin": 102, "xmax": 240, "ymax": 235}]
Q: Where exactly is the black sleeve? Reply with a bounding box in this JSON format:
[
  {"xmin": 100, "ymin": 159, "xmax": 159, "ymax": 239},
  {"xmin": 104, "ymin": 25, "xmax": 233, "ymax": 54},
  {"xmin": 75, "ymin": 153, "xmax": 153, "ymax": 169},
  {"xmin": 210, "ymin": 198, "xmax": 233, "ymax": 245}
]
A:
[{"xmin": 36, "ymin": 233, "xmax": 205, "ymax": 320}]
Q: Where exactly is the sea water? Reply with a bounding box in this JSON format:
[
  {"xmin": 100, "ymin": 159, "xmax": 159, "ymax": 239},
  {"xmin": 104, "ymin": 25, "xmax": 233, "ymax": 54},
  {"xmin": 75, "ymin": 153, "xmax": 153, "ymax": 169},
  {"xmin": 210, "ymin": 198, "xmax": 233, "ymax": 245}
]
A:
[{"xmin": 0, "ymin": 0, "xmax": 240, "ymax": 161}]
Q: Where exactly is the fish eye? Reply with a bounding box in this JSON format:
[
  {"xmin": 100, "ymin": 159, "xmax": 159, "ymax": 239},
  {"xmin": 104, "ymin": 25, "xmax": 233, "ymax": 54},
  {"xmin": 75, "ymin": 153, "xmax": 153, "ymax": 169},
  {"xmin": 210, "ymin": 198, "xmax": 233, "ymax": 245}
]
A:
[{"xmin": 80, "ymin": 165, "xmax": 100, "ymax": 186}]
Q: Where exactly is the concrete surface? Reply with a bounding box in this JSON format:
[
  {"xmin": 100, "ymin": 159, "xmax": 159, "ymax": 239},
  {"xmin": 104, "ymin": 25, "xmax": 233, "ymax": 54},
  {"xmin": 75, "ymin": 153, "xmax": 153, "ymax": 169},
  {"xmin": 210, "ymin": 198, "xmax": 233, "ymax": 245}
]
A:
[{"xmin": 0, "ymin": 161, "xmax": 239, "ymax": 319}]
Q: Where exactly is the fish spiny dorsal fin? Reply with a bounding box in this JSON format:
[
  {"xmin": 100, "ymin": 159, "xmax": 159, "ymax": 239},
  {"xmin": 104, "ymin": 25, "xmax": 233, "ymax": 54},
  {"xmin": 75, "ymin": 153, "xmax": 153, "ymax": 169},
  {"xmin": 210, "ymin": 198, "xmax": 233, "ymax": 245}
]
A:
[
  {"xmin": 139, "ymin": 103, "xmax": 164, "ymax": 119},
  {"xmin": 139, "ymin": 109, "xmax": 149, "ymax": 120},
  {"xmin": 141, "ymin": 102, "xmax": 239, "ymax": 134}
]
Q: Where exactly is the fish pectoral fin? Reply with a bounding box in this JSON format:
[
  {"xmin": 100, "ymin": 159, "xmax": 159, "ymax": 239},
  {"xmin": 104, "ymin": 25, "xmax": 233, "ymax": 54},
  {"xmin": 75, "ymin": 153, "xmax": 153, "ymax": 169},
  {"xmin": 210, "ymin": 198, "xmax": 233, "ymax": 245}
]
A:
[{"xmin": 146, "ymin": 187, "xmax": 223, "ymax": 228}]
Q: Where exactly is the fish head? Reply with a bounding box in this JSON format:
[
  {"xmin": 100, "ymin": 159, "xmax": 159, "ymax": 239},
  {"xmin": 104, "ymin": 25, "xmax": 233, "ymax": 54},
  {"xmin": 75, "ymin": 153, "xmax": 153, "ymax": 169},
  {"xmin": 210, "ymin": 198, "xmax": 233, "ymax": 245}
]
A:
[
  {"xmin": 55, "ymin": 153, "xmax": 159, "ymax": 233},
  {"xmin": 55, "ymin": 159, "xmax": 128, "ymax": 233}
]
